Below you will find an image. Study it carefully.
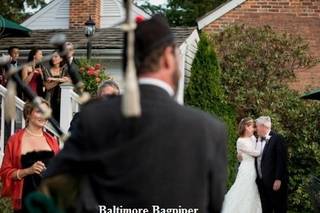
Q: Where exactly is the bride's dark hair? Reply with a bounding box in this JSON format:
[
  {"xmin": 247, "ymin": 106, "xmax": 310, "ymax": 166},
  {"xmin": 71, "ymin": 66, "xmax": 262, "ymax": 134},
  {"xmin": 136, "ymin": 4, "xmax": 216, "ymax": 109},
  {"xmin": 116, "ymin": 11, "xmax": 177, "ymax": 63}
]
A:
[{"xmin": 238, "ymin": 117, "xmax": 254, "ymax": 137}]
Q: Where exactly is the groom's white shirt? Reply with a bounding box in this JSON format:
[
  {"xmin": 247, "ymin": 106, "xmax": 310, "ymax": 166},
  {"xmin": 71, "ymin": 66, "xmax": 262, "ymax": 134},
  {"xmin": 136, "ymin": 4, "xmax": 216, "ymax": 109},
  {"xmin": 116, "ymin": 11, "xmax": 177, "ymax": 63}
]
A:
[{"xmin": 257, "ymin": 130, "xmax": 271, "ymax": 178}]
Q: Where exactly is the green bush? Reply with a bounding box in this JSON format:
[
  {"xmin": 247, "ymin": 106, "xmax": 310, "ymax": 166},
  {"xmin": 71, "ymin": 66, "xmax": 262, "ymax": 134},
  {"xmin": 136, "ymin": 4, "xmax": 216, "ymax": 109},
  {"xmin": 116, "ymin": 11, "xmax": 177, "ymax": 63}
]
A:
[
  {"xmin": 184, "ymin": 34, "xmax": 238, "ymax": 187},
  {"xmin": 211, "ymin": 24, "xmax": 320, "ymax": 212},
  {"xmin": 211, "ymin": 25, "xmax": 316, "ymax": 119},
  {"xmin": 0, "ymin": 183, "xmax": 13, "ymax": 213}
]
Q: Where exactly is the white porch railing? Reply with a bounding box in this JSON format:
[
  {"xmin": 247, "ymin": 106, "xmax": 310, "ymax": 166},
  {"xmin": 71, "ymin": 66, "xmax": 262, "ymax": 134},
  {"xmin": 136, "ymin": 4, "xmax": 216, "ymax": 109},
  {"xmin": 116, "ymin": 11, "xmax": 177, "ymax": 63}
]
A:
[
  {"xmin": 0, "ymin": 85, "xmax": 26, "ymax": 165},
  {"xmin": 0, "ymin": 83, "xmax": 80, "ymax": 165},
  {"xmin": 60, "ymin": 83, "xmax": 80, "ymax": 133}
]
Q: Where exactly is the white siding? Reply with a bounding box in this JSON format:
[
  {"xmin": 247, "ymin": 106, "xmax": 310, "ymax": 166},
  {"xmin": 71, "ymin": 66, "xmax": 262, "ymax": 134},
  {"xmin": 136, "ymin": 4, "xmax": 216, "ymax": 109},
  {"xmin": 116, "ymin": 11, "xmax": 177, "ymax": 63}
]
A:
[
  {"xmin": 100, "ymin": 0, "xmax": 124, "ymax": 28},
  {"xmin": 23, "ymin": 0, "xmax": 149, "ymax": 30},
  {"xmin": 104, "ymin": 59, "xmax": 124, "ymax": 90},
  {"xmin": 22, "ymin": 0, "xmax": 69, "ymax": 29}
]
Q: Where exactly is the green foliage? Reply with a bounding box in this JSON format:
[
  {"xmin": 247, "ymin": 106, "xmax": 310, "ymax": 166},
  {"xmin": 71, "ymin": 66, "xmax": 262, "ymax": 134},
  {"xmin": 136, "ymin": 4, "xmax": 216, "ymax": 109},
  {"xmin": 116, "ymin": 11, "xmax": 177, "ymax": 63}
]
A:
[
  {"xmin": 210, "ymin": 24, "xmax": 320, "ymax": 212},
  {"xmin": 0, "ymin": 183, "xmax": 13, "ymax": 213},
  {"xmin": 78, "ymin": 59, "xmax": 111, "ymax": 96},
  {"xmin": 258, "ymin": 89, "xmax": 320, "ymax": 212},
  {"xmin": 211, "ymin": 25, "xmax": 316, "ymax": 119},
  {"xmin": 185, "ymin": 34, "xmax": 238, "ymax": 187},
  {"xmin": 166, "ymin": 0, "xmax": 227, "ymax": 26},
  {"xmin": 0, "ymin": 0, "xmax": 46, "ymax": 23},
  {"xmin": 0, "ymin": 198, "xmax": 12, "ymax": 213},
  {"xmin": 134, "ymin": 0, "xmax": 228, "ymax": 26}
]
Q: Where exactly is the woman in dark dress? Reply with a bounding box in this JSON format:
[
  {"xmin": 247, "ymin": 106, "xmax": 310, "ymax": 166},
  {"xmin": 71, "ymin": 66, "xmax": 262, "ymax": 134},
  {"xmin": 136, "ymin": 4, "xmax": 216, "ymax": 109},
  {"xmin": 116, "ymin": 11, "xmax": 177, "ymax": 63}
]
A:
[
  {"xmin": 44, "ymin": 51, "xmax": 70, "ymax": 122},
  {"xmin": 0, "ymin": 100, "xmax": 60, "ymax": 213},
  {"xmin": 22, "ymin": 48, "xmax": 46, "ymax": 99}
]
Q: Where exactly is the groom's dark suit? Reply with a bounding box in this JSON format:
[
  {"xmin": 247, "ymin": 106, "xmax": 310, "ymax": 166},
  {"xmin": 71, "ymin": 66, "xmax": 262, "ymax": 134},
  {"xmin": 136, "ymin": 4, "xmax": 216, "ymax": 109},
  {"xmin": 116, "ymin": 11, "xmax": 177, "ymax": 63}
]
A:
[{"xmin": 255, "ymin": 131, "xmax": 288, "ymax": 213}]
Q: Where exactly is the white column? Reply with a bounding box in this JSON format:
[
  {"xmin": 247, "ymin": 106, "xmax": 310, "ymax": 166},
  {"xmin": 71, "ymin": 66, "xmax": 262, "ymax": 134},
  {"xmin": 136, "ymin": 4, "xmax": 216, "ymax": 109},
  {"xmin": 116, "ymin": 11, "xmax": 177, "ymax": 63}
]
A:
[{"xmin": 60, "ymin": 83, "xmax": 75, "ymax": 133}]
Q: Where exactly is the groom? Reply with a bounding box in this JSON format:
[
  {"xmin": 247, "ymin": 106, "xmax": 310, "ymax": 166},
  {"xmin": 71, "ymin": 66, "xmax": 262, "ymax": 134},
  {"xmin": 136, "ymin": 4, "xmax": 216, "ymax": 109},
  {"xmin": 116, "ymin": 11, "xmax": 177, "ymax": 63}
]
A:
[{"xmin": 255, "ymin": 116, "xmax": 288, "ymax": 213}]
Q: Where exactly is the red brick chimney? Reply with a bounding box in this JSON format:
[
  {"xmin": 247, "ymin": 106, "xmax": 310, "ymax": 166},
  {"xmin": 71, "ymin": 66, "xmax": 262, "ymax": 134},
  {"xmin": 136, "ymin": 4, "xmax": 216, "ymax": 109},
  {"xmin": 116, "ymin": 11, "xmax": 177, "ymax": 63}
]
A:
[{"xmin": 69, "ymin": 0, "xmax": 101, "ymax": 29}]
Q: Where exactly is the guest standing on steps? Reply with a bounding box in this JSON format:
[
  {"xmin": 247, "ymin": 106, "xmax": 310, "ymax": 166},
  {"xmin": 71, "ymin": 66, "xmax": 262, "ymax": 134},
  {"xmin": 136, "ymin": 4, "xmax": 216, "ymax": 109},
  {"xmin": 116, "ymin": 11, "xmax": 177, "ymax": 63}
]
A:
[
  {"xmin": 0, "ymin": 100, "xmax": 60, "ymax": 213},
  {"xmin": 44, "ymin": 51, "xmax": 71, "ymax": 122}
]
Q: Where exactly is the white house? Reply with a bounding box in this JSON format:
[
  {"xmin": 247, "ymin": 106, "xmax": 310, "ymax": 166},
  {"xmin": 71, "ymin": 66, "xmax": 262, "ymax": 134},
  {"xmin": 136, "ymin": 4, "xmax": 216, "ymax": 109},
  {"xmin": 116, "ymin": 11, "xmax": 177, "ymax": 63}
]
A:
[{"xmin": 1, "ymin": 0, "xmax": 199, "ymax": 103}]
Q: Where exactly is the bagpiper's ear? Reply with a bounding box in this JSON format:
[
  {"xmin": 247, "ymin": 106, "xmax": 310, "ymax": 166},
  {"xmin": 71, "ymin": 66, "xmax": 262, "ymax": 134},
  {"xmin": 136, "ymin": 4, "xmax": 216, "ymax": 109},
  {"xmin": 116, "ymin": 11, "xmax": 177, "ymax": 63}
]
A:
[{"xmin": 5, "ymin": 80, "xmax": 17, "ymax": 122}]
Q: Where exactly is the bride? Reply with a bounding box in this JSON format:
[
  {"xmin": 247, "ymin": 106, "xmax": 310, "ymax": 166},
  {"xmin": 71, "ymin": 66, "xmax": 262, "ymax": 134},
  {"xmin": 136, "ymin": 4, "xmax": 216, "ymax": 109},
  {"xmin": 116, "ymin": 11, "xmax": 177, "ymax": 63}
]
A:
[{"xmin": 222, "ymin": 117, "xmax": 262, "ymax": 213}]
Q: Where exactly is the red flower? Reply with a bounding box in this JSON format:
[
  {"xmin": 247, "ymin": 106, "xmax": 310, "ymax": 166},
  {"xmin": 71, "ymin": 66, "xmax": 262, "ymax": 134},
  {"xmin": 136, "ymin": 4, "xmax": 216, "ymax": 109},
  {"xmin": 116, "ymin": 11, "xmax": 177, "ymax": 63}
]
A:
[
  {"xmin": 87, "ymin": 66, "xmax": 95, "ymax": 71},
  {"xmin": 95, "ymin": 64, "xmax": 101, "ymax": 70},
  {"xmin": 87, "ymin": 66, "xmax": 96, "ymax": 76}
]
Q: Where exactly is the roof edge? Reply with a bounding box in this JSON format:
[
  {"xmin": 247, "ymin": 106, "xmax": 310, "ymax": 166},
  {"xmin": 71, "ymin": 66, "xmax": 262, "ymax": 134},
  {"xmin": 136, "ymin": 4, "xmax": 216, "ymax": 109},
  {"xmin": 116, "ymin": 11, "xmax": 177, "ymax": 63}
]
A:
[
  {"xmin": 116, "ymin": 0, "xmax": 151, "ymax": 18},
  {"xmin": 197, "ymin": 0, "xmax": 246, "ymax": 30},
  {"xmin": 22, "ymin": 0, "xmax": 63, "ymax": 27}
]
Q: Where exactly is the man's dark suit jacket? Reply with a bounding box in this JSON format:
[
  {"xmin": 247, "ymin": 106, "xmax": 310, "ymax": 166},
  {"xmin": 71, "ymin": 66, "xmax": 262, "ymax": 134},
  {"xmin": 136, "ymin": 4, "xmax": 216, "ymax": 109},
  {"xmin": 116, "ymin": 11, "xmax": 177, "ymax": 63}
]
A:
[
  {"xmin": 44, "ymin": 84, "xmax": 228, "ymax": 213},
  {"xmin": 69, "ymin": 57, "xmax": 80, "ymax": 73},
  {"xmin": 257, "ymin": 131, "xmax": 288, "ymax": 187}
]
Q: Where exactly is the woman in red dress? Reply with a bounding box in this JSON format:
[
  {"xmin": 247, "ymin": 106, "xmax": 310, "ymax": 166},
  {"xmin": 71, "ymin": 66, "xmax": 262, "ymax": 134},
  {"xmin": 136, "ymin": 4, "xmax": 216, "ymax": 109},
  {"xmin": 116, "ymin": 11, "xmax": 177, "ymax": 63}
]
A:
[
  {"xmin": 0, "ymin": 100, "xmax": 60, "ymax": 212},
  {"xmin": 22, "ymin": 48, "xmax": 46, "ymax": 99}
]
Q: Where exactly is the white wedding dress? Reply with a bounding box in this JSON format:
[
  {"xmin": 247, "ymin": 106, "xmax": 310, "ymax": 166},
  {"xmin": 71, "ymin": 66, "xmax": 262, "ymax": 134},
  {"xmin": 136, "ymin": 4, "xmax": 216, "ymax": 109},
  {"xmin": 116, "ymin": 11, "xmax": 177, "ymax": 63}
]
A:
[{"xmin": 221, "ymin": 136, "xmax": 262, "ymax": 213}]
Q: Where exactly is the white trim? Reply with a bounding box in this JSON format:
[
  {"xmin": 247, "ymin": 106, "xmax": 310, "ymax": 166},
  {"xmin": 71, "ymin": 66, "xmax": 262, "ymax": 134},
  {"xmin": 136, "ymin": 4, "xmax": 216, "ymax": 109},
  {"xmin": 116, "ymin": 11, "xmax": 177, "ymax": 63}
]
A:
[
  {"xmin": 177, "ymin": 29, "xmax": 199, "ymax": 104},
  {"xmin": 183, "ymin": 29, "xmax": 200, "ymax": 48},
  {"xmin": 22, "ymin": 0, "xmax": 65, "ymax": 27},
  {"xmin": 197, "ymin": 0, "xmax": 246, "ymax": 30},
  {"xmin": 177, "ymin": 43, "xmax": 187, "ymax": 104}
]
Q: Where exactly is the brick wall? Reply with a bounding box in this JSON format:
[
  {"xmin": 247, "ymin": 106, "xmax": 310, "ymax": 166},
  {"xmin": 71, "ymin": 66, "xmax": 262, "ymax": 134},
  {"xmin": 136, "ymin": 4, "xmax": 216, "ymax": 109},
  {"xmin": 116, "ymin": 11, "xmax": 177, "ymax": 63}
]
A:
[
  {"xmin": 203, "ymin": 0, "xmax": 320, "ymax": 92},
  {"xmin": 69, "ymin": 0, "xmax": 101, "ymax": 29}
]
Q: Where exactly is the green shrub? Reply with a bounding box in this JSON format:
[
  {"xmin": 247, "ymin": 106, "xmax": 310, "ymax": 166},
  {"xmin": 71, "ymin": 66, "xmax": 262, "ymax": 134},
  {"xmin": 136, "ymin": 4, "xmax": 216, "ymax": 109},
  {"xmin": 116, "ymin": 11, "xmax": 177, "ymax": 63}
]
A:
[
  {"xmin": 211, "ymin": 25, "xmax": 316, "ymax": 119},
  {"xmin": 0, "ymin": 183, "xmax": 13, "ymax": 213},
  {"xmin": 185, "ymin": 34, "xmax": 238, "ymax": 187}
]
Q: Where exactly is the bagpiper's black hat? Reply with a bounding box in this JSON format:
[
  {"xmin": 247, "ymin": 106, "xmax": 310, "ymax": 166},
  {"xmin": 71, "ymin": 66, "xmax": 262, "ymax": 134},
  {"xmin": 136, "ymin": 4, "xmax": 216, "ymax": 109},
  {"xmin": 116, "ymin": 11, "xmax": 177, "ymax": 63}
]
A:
[
  {"xmin": 121, "ymin": 14, "xmax": 175, "ymax": 118},
  {"xmin": 134, "ymin": 14, "xmax": 175, "ymax": 67}
]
